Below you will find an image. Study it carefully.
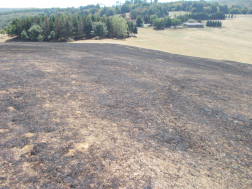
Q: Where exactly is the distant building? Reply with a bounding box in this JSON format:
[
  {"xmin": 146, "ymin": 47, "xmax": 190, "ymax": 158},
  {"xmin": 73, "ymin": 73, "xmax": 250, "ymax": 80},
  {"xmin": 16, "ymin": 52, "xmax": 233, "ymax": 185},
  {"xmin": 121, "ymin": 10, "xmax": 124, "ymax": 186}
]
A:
[{"xmin": 183, "ymin": 22, "xmax": 204, "ymax": 28}]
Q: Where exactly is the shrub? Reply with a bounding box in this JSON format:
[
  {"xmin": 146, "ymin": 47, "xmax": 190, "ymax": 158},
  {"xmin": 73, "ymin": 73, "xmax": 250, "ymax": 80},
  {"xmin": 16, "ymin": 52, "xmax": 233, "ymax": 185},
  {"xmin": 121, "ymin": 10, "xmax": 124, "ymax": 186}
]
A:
[
  {"xmin": 91, "ymin": 22, "xmax": 108, "ymax": 36},
  {"xmin": 28, "ymin": 24, "xmax": 43, "ymax": 41},
  {"xmin": 21, "ymin": 29, "xmax": 29, "ymax": 39},
  {"xmin": 48, "ymin": 31, "xmax": 56, "ymax": 40},
  {"xmin": 37, "ymin": 34, "xmax": 44, "ymax": 42},
  {"xmin": 153, "ymin": 18, "xmax": 165, "ymax": 29},
  {"xmin": 150, "ymin": 14, "xmax": 158, "ymax": 24}
]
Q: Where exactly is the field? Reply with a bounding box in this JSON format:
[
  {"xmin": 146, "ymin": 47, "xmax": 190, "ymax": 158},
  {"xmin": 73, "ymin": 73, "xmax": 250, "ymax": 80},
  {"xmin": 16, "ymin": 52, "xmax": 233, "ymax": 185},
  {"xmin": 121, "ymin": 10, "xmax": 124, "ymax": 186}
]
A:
[
  {"xmin": 73, "ymin": 14, "xmax": 252, "ymax": 65},
  {"xmin": 0, "ymin": 42, "xmax": 252, "ymax": 188}
]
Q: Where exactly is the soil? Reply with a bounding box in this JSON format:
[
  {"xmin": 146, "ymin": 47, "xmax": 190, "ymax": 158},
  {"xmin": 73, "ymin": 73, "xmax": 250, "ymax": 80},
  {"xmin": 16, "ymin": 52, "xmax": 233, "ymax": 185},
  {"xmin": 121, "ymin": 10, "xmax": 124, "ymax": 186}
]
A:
[{"xmin": 0, "ymin": 42, "xmax": 252, "ymax": 188}]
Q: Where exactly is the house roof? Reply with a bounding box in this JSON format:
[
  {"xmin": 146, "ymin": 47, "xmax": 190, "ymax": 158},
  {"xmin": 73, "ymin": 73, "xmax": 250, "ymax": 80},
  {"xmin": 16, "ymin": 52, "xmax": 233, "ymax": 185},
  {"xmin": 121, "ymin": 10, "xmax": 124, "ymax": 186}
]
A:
[{"xmin": 183, "ymin": 22, "xmax": 203, "ymax": 26}]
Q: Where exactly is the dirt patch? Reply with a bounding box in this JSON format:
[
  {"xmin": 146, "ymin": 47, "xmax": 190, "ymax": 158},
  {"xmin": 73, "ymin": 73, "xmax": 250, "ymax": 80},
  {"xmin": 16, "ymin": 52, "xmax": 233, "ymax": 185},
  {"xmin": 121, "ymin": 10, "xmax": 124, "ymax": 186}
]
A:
[{"xmin": 0, "ymin": 42, "xmax": 252, "ymax": 188}]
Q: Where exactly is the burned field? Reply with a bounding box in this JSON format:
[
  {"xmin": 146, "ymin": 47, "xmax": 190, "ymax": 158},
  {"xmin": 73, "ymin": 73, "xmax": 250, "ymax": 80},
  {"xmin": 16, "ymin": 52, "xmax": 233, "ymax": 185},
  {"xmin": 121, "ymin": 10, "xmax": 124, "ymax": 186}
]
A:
[{"xmin": 0, "ymin": 42, "xmax": 252, "ymax": 188}]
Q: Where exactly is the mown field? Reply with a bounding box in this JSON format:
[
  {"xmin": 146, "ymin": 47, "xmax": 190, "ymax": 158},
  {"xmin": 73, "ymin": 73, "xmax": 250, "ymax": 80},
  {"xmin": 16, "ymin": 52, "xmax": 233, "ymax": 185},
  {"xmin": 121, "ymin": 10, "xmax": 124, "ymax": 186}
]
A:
[
  {"xmin": 74, "ymin": 14, "xmax": 252, "ymax": 64},
  {"xmin": 0, "ymin": 42, "xmax": 252, "ymax": 188}
]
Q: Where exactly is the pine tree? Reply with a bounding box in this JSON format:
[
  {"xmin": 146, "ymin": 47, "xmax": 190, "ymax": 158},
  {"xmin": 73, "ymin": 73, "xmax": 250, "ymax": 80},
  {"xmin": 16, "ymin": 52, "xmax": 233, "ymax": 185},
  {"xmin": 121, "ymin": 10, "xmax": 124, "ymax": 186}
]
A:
[
  {"xmin": 43, "ymin": 17, "xmax": 49, "ymax": 41},
  {"xmin": 136, "ymin": 16, "xmax": 143, "ymax": 27},
  {"xmin": 54, "ymin": 17, "xmax": 61, "ymax": 39},
  {"xmin": 133, "ymin": 25, "xmax": 137, "ymax": 36},
  {"xmin": 84, "ymin": 19, "xmax": 93, "ymax": 38},
  {"xmin": 78, "ymin": 17, "xmax": 84, "ymax": 35}
]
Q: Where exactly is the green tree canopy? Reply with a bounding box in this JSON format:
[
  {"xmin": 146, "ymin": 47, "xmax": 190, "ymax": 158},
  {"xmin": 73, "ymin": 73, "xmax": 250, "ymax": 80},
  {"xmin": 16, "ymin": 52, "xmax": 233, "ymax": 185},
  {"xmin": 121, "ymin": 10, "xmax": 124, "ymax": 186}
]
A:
[
  {"xmin": 153, "ymin": 18, "xmax": 165, "ymax": 29},
  {"xmin": 91, "ymin": 22, "xmax": 108, "ymax": 36},
  {"xmin": 150, "ymin": 14, "xmax": 158, "ymax": 24},
  {"xmin": 28, "ymin": 24, "xmax": 43, "ymax": 41},
  {"xmin": 136, "ymin": 15, "xmax": 143, "ymax": 27},
  {"xmin": 21, "ymin": 29, "xmax": 29, "ymax": 39},
  {"xmin": 112, "ymin": 16, "xmax": 128, "ymax": 38},
  {"xmin": 133, "ymin": 24, "xmax": 137, "ymax": 36}
]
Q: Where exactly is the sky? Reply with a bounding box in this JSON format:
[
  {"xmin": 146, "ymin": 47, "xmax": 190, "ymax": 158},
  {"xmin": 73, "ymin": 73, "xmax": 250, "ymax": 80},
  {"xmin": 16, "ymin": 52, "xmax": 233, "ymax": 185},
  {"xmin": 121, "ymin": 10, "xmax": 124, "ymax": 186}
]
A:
[{"xmin": 1, "ymin": 0, "xmax": 186, "ymax": 8}]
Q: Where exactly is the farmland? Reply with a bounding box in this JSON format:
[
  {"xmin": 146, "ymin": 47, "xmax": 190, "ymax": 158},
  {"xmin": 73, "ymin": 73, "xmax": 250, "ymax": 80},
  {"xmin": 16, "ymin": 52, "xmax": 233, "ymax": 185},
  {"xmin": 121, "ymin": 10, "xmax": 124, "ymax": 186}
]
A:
[{"xmin": 74, "ymin": 14, "xmax": 252, "ymax": 65}]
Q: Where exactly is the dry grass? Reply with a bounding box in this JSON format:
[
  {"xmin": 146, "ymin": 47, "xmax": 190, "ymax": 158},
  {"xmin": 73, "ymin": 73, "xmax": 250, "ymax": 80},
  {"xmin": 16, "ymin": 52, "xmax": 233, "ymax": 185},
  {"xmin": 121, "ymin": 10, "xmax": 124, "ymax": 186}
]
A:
[
  {"xmin": 1, "ymin": 15, "xmax": 251, "ymax": 64},
  {"xmin": 0, "ymin": 34, "xmax": 14, "ymax": 42},
  {"xmin": 168, "ymin": 11, "xmax": 189, "ymax": 17},
  {"xmin": 73, "ymin": 15, "xmax": 252, "ymax": 64}
]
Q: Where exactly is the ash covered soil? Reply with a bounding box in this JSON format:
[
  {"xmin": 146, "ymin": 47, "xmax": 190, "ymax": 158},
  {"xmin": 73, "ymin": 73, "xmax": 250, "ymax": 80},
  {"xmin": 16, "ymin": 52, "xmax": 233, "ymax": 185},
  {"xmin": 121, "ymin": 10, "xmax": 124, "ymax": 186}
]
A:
[{"xmin": 0, "ymin": 43, "xmax": 252, "ymax": 188}]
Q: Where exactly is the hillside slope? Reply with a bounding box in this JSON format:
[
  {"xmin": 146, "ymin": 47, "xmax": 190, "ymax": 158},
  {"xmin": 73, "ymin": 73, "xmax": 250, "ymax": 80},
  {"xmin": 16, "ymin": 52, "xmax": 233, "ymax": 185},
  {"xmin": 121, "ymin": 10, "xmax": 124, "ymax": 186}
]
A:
[{"xmin": 1, "ymin": 43, "xmax": 251, "ymax": 188}]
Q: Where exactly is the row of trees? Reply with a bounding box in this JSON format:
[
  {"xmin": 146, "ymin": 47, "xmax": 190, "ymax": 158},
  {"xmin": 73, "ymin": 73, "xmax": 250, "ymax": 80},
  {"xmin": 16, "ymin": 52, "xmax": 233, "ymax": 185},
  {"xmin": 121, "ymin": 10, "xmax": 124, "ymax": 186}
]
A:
[
  {"xmin": 206, "ymin": 20, "xmax": 222, "ymax": 27},
  {"xmin": 6, "ymin": 14, "xmax": 137, "ymax": 41},
  {"xmin": 177, "ymin": 12, "xmax": 225, "ymax": 23},
  {"xmin": 136, "ymin": 14, "xmax": 181, "ymax": 28},
  {"xmin": 134, "ymin": 12, "xmax": 224, "ymax": 29},
  {"xmin": 1, "ymin": 1, "xmax": 251, "ymax": 31},
  {"xmin": 128, "ymin": 2, "xmax": 227, "ymax": 30},
  {"xmin": 129, "ymin": 1, "xmax": 252, "ymax": 20}
]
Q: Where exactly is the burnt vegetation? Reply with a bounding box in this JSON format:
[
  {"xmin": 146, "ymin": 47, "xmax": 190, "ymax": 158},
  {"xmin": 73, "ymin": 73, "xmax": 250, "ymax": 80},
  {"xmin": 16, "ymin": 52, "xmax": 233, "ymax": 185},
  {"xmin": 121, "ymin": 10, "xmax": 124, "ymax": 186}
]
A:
[{"xmin": 0, "ymin": 43, "xmax": 252, "ymax": 188}]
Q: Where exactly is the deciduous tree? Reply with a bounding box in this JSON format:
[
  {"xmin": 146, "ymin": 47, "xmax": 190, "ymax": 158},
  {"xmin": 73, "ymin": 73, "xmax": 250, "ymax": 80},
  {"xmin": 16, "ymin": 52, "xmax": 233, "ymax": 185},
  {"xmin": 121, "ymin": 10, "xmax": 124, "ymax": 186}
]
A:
[
  {"xmin": 112, "ymin": 16, "xmax": 128, "ymax": 38},
  {"xmin": 21, "ymin": 29, "xmax": 29, "ymax": 39},
  {"xmin": 28, "ymin": 24, "xmax": 43, "ymax": 41},
  {"xmin": 153, "ymin": 18, "xmax": 164, "ymax": 29},
  {"xmin": 91, "ymin": 22, "xmax": 108, "ymax": 36}
]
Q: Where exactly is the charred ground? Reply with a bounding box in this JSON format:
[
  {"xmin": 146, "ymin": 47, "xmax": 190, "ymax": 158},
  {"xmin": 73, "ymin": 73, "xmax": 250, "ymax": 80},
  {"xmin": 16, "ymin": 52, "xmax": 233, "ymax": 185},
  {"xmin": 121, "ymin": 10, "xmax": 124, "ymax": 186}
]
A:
[{"xmin": 0, "ymin": 43, "xmax": 252, "ymax": 188}]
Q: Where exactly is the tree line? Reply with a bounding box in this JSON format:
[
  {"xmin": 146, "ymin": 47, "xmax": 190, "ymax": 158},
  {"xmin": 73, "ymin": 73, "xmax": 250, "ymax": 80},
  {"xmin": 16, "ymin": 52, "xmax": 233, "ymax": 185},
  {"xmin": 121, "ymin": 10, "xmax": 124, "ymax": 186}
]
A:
[
  {"xmin": 127, "ymin": 0, "xmax": 252, "ymax": 20},
  {"xmin": 206, "ymin": 20, "xmax": 222, "ymax": 27},
  {"xmin": 1, "ymin": 1, "xmax": 251, "ymax": 36},
  {"xmin": 176, "ymin": 12, "xmax": 225, "ymax": 23},
  {"xmin": 6, "ymin": 14, "xmax": 137, "ymax": 41}
]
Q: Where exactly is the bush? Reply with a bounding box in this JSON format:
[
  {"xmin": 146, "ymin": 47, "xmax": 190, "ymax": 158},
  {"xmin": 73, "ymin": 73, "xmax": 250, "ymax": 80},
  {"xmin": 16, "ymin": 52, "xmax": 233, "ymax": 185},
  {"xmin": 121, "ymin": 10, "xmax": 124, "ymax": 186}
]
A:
[
  {"xmin": 133, "ymin": 24, "xmax": 137, "ymax": 36},
  {"xmin": 21, "ymin": 29, "xmax": 29, "ymax": 39},
  {"xmin": 28, "ymin": 24, "xmax": 43, "ymax": 41},
  {"xmin": 164, "ymin": 16, "xmax": 172, "ymax": 27},
  {"xmin": 37, "ymin": 34, "xmax": 44, "ymax": 42},
  {"xmin": 153, "ymin": 18, "xmax": 165, "ymax": 29},
  {"xmin": 171, "ymin": 18, "xmax": 181, "ymax": 26},
  {"xmin": 150, "ymin": 14, "xmax": 158, "ymax": 24},
  {"xmin": 0, "ymin": 29, "xmax": 6, "ymax": 34},
  {"xmin": 91, "ymin": 22, "xmax": 108, "ymax": 36},
  {"xmin": 48, "ymin": 31, "xmax": 56, "ymax": 40}
]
